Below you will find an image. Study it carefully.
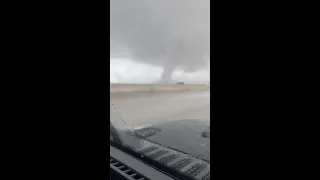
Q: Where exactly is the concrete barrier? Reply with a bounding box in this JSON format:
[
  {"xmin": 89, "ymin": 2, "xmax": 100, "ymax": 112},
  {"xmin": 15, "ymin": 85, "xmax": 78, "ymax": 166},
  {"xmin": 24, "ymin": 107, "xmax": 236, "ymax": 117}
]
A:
[{"xmin": 110, "ymin": 84, "xmax": 209, "ymax": 93}]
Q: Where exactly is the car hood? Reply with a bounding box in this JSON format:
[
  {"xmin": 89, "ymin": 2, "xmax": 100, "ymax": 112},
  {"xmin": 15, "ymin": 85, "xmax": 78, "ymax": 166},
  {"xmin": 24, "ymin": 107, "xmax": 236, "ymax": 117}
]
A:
[{"xmin": 119, "ymin": 119, "xmax": 210, "ymax": 162}]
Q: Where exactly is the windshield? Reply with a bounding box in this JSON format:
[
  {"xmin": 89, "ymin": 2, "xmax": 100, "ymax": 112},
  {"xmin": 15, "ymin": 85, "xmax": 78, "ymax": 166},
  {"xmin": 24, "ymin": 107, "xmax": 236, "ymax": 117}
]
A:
[{"xmin": 110, "ymin": 0, "xmax": 210, "ymax": 179}]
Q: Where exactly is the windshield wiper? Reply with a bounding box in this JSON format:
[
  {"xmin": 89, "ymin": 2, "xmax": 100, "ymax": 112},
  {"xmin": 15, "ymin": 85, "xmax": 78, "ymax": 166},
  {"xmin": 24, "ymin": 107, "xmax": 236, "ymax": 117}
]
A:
[{"xmin": 110, "ymin": 121, "xmax": 123, "ymax": 145}]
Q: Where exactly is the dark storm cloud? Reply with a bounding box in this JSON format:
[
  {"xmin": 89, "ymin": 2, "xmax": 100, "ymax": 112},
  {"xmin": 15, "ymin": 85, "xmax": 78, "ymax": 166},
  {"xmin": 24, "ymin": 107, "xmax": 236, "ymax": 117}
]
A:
[{"xmin": 110, "ymin": 0, "xmax": 210, "ymax": 81}]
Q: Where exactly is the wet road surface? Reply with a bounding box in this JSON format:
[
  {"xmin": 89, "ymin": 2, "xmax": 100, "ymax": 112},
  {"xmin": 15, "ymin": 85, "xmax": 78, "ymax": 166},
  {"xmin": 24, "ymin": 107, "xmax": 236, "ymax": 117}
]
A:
[{"xmin": 110, "ymin": 90, "xmax": 210, "ymax": 128}]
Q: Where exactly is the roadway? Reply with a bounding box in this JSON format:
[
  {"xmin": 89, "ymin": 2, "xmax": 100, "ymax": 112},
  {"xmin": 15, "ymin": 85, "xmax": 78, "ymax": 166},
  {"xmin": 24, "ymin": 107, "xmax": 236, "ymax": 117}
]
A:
[{"xmin": 110, "ymin": 90, "xmax": 210, "ymax": 128}]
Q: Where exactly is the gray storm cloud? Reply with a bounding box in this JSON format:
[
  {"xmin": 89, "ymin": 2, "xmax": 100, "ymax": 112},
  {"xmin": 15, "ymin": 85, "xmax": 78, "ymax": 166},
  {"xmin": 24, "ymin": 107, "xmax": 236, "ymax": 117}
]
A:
[{"xmin": 110, "ymin": 0, "xmax": 210, "ymax": 83}]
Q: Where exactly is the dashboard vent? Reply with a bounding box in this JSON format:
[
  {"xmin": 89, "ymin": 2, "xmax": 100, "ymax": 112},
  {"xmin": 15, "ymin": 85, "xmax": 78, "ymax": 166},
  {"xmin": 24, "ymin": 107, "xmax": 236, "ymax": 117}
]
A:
[
  {"xmin": 121, "ymin": 139, "xmax": 210, "ymax": 180},
  {"xmin": 110, "ymin": 157, "xmax": 148, "ymax": 180},
  {"xmin": 170, "ymin": 158, "xmax": 193, "ymax": 170},
  {"xmin": 201, "ymin": 172, "xmax": 210, "ymax": 180},
  {"xmin": 185, "ymin": 163, "xmax": 208, "ymax": 177},
  {"xmin": 138, "ymin": 146, "xmax": 159, "ymax": 154},
  {"xmin": 158, "ymin": 154, "xmax": 181, "ymax": 165},
  {"xmin": 148, "ymin": 150, "xmax": 170, "ymax": 159}
]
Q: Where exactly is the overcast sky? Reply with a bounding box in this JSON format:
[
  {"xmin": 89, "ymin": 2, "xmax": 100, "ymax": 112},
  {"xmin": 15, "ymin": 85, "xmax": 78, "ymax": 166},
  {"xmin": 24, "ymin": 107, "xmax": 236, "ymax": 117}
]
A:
[{"xmin": 110, "ymin": 0, "xmax": 210, "ymax": 83}]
